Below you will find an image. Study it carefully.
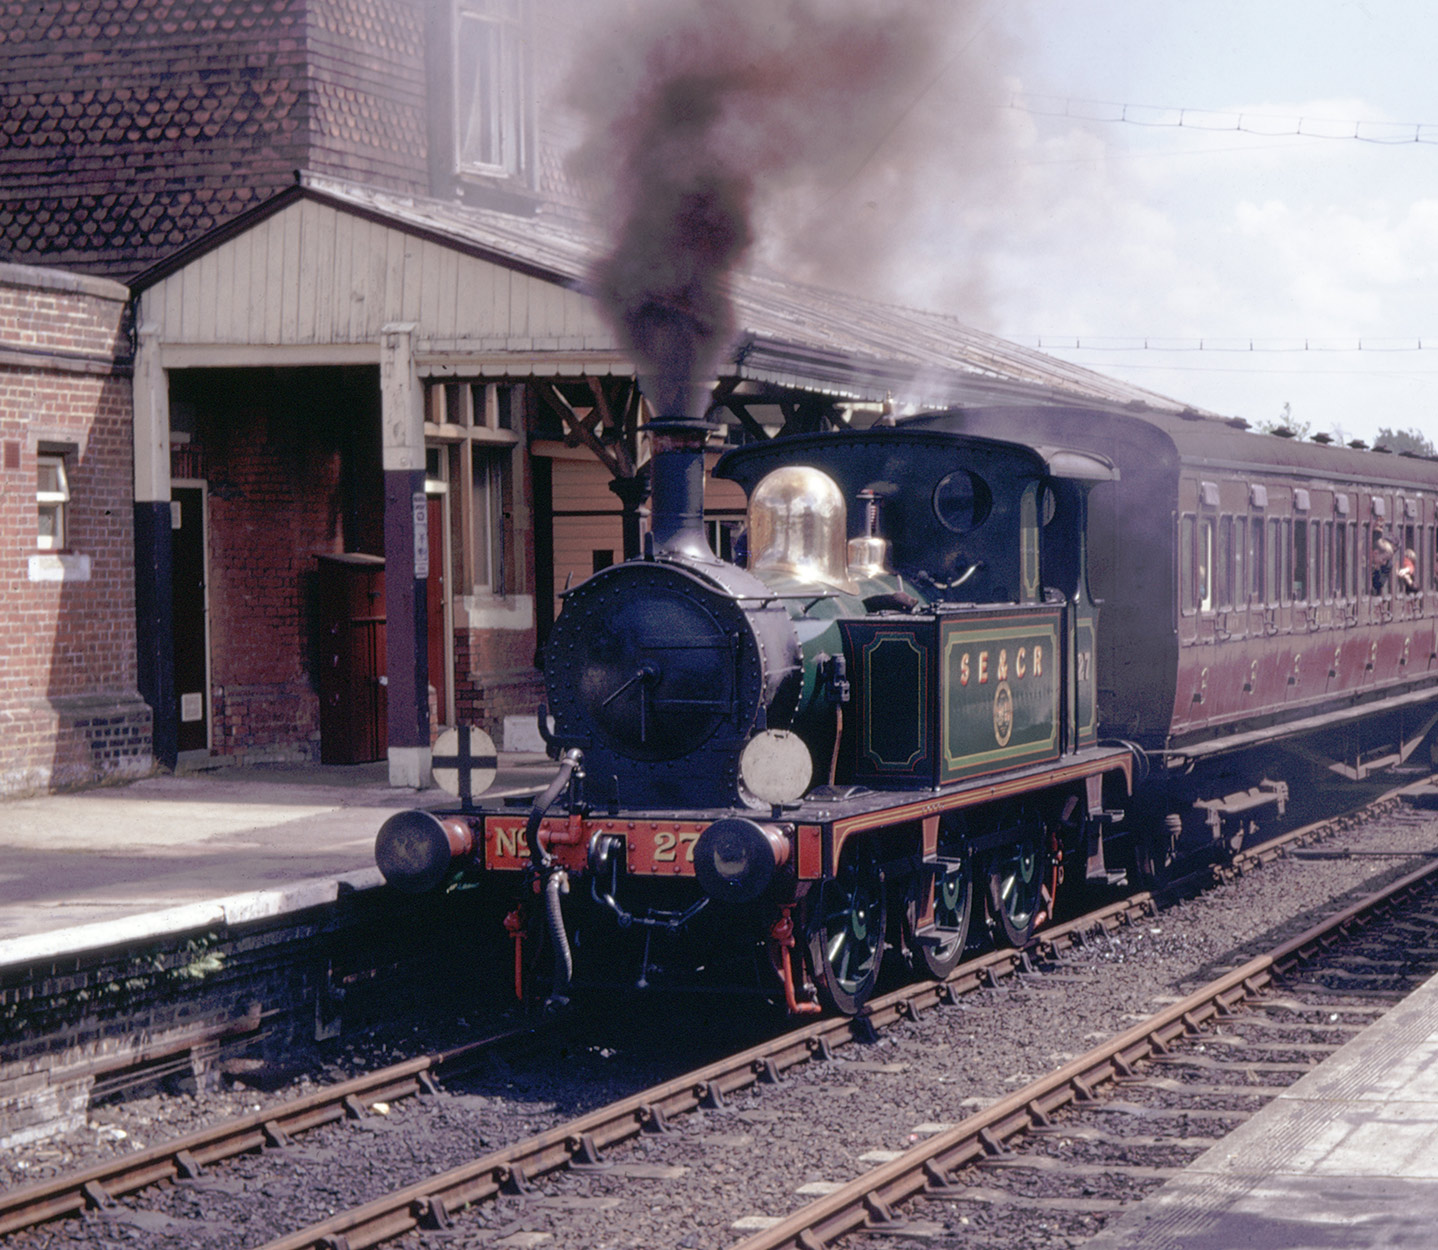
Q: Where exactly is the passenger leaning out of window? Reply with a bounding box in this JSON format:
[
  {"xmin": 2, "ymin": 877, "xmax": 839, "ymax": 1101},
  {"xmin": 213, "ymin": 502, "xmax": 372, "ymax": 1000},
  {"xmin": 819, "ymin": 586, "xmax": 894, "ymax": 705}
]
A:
[
  {"xmin": 1372, "ymin": 534, "xmax": 1395, "ymax": 594},
  {"xmin": 1397, "ymin": 547, "xmax": 1419, "ymax": 594}
]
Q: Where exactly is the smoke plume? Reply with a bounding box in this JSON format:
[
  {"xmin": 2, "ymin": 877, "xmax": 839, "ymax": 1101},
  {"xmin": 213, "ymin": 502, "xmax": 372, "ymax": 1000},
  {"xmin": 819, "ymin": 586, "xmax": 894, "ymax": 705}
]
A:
[{"xmin": 566, "ymin": 0, "xmax": 1012, "ymax": 419}]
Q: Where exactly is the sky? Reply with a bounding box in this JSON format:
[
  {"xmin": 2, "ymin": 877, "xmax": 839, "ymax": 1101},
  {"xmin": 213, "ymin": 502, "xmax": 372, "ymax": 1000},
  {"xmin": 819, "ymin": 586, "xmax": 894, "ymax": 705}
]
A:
[{"xmin": 925, "ymin": 0, "xmax": 1438, "ymax": 442}]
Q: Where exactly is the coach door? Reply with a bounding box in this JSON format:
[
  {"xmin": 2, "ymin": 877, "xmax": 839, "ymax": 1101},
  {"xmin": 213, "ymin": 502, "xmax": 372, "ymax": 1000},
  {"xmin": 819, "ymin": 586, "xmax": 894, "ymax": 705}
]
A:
[
  {"xmin": 171, "ymin": 481, "xmax": 210, "ymax": 755},
  {"xmin": 1243, "ymin": 484, "xmax": 1269, "ymax": 638}
]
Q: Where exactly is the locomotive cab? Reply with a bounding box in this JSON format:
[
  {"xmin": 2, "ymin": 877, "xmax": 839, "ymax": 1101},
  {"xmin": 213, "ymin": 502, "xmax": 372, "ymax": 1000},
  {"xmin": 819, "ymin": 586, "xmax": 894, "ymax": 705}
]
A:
[{"xmin": 718, "ymin": 429, "xmax": 1116, "ymax": 783}]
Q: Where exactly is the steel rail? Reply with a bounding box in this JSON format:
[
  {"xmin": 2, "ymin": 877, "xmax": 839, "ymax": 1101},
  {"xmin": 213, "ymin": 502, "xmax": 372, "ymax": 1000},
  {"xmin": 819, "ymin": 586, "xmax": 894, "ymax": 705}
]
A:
[
  {"xmin": 251, "ymin": 893, "xmax": 1173, "ymax": 1250},
  {"xmin": 0, "ymin": 1026, "xmax": 532, "ymax": 1237},
  {"xmin": 6, "ymin": 776, "xmax": 1421, "ymax": 1242},
  {"xmin": 730, "ymin": 853, "xmax": 1438, "ymax": 1250}
]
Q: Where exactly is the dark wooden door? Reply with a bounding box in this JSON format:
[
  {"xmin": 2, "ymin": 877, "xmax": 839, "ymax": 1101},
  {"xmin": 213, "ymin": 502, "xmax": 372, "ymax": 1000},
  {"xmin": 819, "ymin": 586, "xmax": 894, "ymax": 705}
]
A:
[{"xmin": 317, "ymin": 554, "xmax": 387, "ymax": 764}]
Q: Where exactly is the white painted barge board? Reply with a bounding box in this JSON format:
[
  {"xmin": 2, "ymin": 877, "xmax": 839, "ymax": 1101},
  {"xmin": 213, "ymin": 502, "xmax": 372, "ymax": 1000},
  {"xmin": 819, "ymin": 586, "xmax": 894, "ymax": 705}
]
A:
[{"xmin": 143, "ymin": 197, "xmax": 610, "ymax": 353}]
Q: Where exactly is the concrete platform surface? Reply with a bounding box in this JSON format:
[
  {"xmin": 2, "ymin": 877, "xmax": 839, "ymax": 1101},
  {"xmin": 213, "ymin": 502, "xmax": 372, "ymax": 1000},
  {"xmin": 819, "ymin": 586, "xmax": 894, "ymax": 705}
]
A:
[
  {"xmin": 1088, "ymin": 967, "xmax": 1438, "ymax": 1250},
  {"xmin": 0, "ymin": 756, "xmax": 555, "ymax": 961}
]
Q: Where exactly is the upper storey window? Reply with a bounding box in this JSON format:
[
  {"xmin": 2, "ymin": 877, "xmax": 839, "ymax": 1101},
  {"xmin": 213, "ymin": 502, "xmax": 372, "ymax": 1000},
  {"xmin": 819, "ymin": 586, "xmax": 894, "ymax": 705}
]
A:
[{"xmin": 453, "ymin": 0, "xmax": 534, "ymax": 187}]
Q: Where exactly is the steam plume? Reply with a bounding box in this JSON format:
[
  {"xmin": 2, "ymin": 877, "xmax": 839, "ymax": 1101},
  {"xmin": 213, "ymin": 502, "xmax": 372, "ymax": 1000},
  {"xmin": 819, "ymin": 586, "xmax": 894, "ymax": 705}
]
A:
[{"xmin": 567, "ymin": 0, "xmax": 1009, "ymax": 419}]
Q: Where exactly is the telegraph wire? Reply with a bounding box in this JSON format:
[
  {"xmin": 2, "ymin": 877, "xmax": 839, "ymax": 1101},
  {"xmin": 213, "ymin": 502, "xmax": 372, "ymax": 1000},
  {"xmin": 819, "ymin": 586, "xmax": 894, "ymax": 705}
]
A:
[
  {"xmin": 1033, "ymin": 359, "xmax": 1438, "ymax": 378},
  {"xmin": 1027, "ymin": 337, "xmax": 1436, "ymax": 353},
  {"xmin": 1007, "ymin": 93, "xmax": 1438, "ymax": 145}
]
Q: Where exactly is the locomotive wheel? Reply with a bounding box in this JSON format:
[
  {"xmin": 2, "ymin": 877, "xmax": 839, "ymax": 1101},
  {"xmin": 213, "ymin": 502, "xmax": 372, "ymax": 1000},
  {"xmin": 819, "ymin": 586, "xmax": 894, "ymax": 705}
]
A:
[
  {"xmin": 807, "ymin": 852, "xmax": 887, "ymax": 1015},
  {"xmin": 906, "ymin": 846, "xmax": 974, "ymax": 980},
  {"xmin": 988, "ymin": 832, "xmax": 1046, "ymax": 948}
]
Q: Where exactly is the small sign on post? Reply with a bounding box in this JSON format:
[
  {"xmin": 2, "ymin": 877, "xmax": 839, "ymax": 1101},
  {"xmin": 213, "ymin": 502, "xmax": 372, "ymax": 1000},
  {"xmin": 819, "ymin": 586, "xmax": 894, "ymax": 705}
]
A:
[
  {"xmin": 431, "ymin": 726, "xmax": 498, "ymax": 810},
  {"xmin": 412, "ymin": 491, "xmax": 429, "ymax": 579}
]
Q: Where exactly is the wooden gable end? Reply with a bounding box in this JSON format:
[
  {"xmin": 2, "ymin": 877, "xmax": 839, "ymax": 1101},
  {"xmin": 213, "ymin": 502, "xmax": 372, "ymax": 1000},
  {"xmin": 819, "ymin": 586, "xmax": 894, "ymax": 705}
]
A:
[{"xmin": 138, "ymin": 198, "xmax": 613, "ymax": 355}]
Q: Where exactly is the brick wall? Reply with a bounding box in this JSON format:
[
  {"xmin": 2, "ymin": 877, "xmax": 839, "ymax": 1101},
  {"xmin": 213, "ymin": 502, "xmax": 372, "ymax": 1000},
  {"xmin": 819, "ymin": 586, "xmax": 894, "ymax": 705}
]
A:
[
  {"xmin": 174, "ymin": 366, "xmax": 382, "ymax": 762},
  {"xmin": 453, "ymin": 625, "xmax": 543, "ymax": 739},
  {"xmin": 0, "ymin": 262, "xmax": 151, "ymax": 797},
  {"xmin": 201, "ymin": 412, "xmax": 340, "ymax": 761}
]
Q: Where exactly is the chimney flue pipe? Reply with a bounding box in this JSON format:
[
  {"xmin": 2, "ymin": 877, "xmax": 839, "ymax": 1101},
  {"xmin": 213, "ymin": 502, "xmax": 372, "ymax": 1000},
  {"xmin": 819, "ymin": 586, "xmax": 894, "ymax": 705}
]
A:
[{"xmin": 645, "ymin": 406, "xmax": 720, "ymax": 564}]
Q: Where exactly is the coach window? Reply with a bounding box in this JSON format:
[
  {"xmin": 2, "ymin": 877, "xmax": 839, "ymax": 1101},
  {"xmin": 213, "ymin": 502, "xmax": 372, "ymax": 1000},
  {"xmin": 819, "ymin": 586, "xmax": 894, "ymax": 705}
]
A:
[
  {"xmin": 1217, "ymin": 515, "xmax": 1234, "ymax": 608},
  {"xmin": 1234, "ymin": 516, "xmax": 1247, "ymax": 602},
  {"xmin": 1291, "ymin": 518, "xmax": 1308, "ymax": 601},
  {"xmin": 1266, "ymin": 518, "xmax": 1281, "ymax": 604},
  {"xmin": 37, "ymin": 451, "xmax": 70, "ymax": 550},
  {"xmin": 1198, "ymin": 516, "xmax": 1214, "ymax": 611},
  {"xmin": 1249, "ymin": 515, "xmax": 1265, "ymax": 603},
  {"xmin": 1322, "ymin": 520, "xmax": 1334, "ymax": 601},
  {"xmin": 1179, "ymin": 515, "xmax": 1196, "ymax": 612}
]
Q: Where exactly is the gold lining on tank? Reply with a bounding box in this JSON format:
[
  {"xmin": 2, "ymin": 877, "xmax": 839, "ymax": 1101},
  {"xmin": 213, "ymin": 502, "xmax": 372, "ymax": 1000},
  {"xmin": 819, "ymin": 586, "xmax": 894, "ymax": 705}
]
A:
[{"xmin": 748, "ymin": 466, "xmax": 856, "ymax": 592}]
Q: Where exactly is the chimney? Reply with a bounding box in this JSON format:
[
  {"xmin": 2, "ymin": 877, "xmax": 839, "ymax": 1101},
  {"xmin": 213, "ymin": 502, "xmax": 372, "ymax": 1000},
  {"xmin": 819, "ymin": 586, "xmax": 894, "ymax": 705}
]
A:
[{"xmin": 644, "ymin": 392, "xmax": 720, "ymax": 564}]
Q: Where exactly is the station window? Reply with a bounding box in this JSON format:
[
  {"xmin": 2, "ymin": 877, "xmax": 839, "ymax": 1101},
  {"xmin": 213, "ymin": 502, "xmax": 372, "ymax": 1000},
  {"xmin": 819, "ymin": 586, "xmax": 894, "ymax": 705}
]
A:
[
  {"xmin": 472, "ymin": 445, "xmax": 509, "ymax": 593},
  {"xmin": 36, "ymin": 451, "xmax": 70, "ymax": 550},
  {"xmin": 455, "ymin": 0, "xmax": 532, "ymax": 182}
]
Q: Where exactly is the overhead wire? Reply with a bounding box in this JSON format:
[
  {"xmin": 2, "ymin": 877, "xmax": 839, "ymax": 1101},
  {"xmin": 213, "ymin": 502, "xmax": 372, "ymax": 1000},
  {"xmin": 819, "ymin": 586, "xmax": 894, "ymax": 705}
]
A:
[
  {"xmin": 1027, "ymin": 338, "xmax": 1437, "ymax": 353},
  {"xmin": 1007, "ymin": 93, "xmax": 1438, "ymax": 146}
]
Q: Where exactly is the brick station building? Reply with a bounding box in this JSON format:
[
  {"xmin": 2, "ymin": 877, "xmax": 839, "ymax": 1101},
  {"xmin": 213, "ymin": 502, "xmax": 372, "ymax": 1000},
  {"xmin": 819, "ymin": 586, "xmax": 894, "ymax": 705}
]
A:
[
  {"xmin": 0, "ymin": 263, "xmax": 151, "ymax": 794},
  {"xmin": 0, "ymin": 0, "xmax": 1182, "ymax": 796}
]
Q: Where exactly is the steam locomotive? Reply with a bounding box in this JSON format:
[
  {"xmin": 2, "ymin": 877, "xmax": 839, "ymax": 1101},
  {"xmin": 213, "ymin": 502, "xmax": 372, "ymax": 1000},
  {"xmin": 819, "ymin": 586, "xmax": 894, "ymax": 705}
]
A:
[{"xmin": 377, "ymin": 400, "xmax": 1438, "ymax": 1014}]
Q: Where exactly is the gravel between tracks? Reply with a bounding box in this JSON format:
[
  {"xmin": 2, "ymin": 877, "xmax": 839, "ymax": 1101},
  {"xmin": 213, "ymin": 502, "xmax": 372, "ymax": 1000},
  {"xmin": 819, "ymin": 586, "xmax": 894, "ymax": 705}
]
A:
[{"xmin": 7, "ymin": 800, "xmax": 1438, "ymax": 1250}]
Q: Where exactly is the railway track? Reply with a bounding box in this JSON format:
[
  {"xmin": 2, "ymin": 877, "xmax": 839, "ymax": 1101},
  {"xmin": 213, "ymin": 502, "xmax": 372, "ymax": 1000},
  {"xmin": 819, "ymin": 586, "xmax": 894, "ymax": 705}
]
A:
[
  {"xmin": 0, "ymin": 1025, "xmax": 539, "ymax": 1238},
  {"xmin": 732, "ymin": 851, "xmax": 1438, "ymax": 1249},
  {"xmin": 3, "ymin": 778, "xmax": 1433, "ymax": 1247}
]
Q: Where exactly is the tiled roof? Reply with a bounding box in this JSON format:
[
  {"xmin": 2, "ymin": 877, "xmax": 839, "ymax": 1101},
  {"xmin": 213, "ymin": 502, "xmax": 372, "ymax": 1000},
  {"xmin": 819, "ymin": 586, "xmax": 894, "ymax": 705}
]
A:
[
  {"xmin": 0, "ymin": 184, "xmax": 280, "ymax": 277},
  {"xmin": 0, "ymin": 0, "xmax": 428, "ymax": 279}
]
